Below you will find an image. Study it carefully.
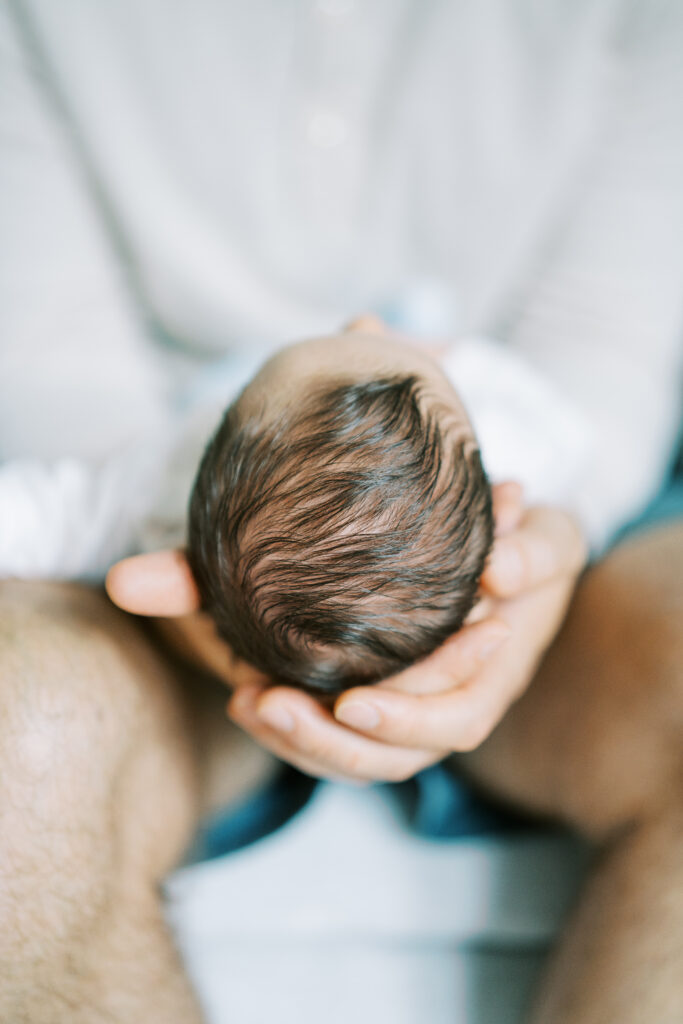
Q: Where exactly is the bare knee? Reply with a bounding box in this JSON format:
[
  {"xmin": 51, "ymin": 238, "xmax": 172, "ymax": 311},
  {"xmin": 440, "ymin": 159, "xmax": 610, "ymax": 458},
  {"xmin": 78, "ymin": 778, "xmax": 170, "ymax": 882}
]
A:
[
  {"xmin": 549, "ymin": 523, "xmax": 683, "ymax": 835},
  {"xmin": 461, "ymin": 524, "xmax": 683, "ymax": 840},
  {"xmin": 581, "ymin": 524, "xmax": 683, "ymax": 745},
  {"xmin": 0, "ymin": 582, "xmax": 198, "ymax": 962}
]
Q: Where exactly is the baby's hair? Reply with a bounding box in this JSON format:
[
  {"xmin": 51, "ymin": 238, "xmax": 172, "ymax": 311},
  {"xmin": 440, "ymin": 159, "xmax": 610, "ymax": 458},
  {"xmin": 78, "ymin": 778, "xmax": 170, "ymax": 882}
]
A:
[{"xmin": 188, "ymin": 374, "xmax": 493, "ymax": 693}]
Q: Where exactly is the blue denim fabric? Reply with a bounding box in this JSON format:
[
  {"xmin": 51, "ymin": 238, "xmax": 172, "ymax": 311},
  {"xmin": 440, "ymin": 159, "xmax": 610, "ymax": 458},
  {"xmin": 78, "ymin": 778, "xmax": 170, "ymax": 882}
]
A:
[
  {"xmin": 190, "ymin": 457, "xmax": 683, "ymax": 862},
  {"xmin": 186, "ymin": 766, "xmax": 317, "ymax": 864}
]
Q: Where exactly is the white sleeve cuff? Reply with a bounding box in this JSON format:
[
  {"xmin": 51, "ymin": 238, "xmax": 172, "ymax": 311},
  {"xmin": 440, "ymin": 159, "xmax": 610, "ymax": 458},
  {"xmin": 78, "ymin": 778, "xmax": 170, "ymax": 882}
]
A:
[
  {"xmin": 441, "ymin": 336, "xmax": 594, "ymax": 534},
  {"xmin": 0, "ymin": 442, "xmax": 171, "ymax": 581}
]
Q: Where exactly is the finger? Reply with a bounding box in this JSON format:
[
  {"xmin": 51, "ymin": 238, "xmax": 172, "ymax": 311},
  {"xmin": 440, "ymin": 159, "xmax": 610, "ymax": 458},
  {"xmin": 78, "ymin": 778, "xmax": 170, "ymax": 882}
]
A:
[
  {"xmin": 481, "ymin": 506, "xmax": 587, "ymax": 598},
  {"xmin": 333, "ymin": 571, "xmax": 578, "ymax": 753},
  {"xmin": 463, "ymin": 594, "xmax": 496, "ymax": 624},
  {"xmin": 334, "ymin": 680, "xmax": 499, "ymax": 753},
  {"xmin": 227, "ymin": 686, "xmax": 358, "ymax": 782},
  {"xmin": 343, "ymin": 313, "xmax": 388, "ymax": 335},
  {"xmin": 230, "ymin": 685, "xmax": 439, "ymax": 783},
  {"xmin": 105, "ymin": 550, "xmax": 201, "ymax": 616},
  {"xmin": 227, "ymin": 656, "xmax": 273, "ymax": 689},
  {"xmin": 372, "ymin": 617, "xmax": 510, "ymax": 696},
  {"xmin": 491, "ymin": 481, "xmax": 524, "ymax": 536},
  {"xmin": 229, "ymin": 686, "xmax": 429, "ymax": 783}
]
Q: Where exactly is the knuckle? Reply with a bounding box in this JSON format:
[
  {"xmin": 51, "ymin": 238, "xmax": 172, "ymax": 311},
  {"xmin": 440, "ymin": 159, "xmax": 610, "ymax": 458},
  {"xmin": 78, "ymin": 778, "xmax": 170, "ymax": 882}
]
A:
[
  {"xmin": 456, "ymin": 732, "xmax": 484, "ymax": 753},
  {"xmin": 295, "ymin": 724, "xmax": 349, "ymax": 773},
  {"xmin": 539, "ymin": 507, "xmax": 588, "ymax": 576},
  {"xmin": 382, "ymin": 762, "xmax": 416, "ymax": 783},
  {"xmin": 342, "ymin": 747, "xmax": 375, "ymax": 779},
  {"xmin": 514, "ymin": 538, "xmax": 534, "ymax": 587},
  {"xmin": 454, "ymin": 715, "xmax": 492, "ymax": 752},
  {"xmin": 302, "ymin": 732, "xmax": 335, "ymax": 765},
  {"xmin": 383, "ymin": 752, "xmax": 435, "ymax": 783}
]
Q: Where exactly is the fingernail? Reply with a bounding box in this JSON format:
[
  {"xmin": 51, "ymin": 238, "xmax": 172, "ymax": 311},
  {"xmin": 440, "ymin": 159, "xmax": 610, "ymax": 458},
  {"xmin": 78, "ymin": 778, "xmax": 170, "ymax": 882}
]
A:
[
  {"xmin": 335, "ymin": 702, "xmax": 381, "ymax": 730},
  {"xmin": 492, "ymin": 543, "xmax": 523, "ymax": 588},
  {"xmin": 258, "ymin": 704, "xmax": 295, "ymax": 733}
]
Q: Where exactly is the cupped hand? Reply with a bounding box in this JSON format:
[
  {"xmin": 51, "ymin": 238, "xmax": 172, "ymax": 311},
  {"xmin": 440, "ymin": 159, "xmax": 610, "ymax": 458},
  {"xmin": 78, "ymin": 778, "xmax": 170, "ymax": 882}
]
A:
[{"xmin": 106, "ymin": 483, "xmax": 587, "ymax": 783}]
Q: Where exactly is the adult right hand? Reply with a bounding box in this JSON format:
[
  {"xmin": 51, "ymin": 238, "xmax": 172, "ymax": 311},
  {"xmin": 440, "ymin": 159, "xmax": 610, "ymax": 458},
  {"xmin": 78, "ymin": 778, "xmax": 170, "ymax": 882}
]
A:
[
  {"xmin": 227, "ymin": 500, "xmax": 586, "ymax": 780},
  {"xmin": 107, "ymin": 487, "xmax": 587, "ymax": 783}
]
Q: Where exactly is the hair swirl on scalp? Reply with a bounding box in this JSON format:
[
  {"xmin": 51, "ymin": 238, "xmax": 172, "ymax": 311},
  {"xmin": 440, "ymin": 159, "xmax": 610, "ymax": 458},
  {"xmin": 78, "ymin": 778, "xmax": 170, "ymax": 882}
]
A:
[{"xmin": 188, "ymin": 374, "xmax": 493, "ymax": 693}]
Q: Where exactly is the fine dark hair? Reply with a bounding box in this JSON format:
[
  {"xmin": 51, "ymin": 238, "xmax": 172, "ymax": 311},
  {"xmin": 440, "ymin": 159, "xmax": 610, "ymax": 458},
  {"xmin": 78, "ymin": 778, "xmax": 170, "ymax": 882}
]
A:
[{"xmin": 188, "ymin": 374, "xmax": 493, "ymax": 693}]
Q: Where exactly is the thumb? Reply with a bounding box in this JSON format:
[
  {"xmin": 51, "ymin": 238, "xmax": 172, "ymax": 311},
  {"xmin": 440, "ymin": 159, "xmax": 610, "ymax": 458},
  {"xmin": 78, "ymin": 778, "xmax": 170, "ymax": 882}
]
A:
[
  {"xmin": 482, "ymin": 506, "xmax": 587, "ymax": 598},
  {"xmin": 105, "ymin": 549, "xmax": 201, "ymax": 616}
]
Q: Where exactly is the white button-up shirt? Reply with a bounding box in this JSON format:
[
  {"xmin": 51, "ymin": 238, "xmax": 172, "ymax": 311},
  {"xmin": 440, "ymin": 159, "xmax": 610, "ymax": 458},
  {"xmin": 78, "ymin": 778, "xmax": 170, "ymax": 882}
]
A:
[{"xmin": 1, "ymin": 0, "xmax": 682, "ymax": 575}]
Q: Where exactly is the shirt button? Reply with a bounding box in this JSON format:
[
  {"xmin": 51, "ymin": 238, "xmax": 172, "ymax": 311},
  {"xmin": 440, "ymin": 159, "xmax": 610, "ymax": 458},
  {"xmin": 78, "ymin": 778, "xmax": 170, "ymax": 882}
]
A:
[{"xmin": 306, "ymin": 109, "xmax": 348, "ymax": 149}]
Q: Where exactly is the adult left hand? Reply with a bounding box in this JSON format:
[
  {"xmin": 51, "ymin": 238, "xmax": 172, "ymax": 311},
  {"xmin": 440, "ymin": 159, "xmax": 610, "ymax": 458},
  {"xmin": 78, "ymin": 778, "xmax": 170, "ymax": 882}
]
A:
[{"xmin": 106, "ymin": 485, "xmax": 587, "ymax": 783}]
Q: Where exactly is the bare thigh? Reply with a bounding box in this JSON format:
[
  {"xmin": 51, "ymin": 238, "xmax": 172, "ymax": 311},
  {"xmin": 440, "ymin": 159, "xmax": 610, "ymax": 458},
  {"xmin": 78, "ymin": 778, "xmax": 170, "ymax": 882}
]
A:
[
  {"xmin": 0, "ymin": 581, "xmax": 272, "ymax": 884},
  {"xmin": 0, "ymin": 581, "xmax": 276, "ymax": 1021},
  {"xmin": 458, "ymin": 522, "xmax": 683, "ymax": 839}
]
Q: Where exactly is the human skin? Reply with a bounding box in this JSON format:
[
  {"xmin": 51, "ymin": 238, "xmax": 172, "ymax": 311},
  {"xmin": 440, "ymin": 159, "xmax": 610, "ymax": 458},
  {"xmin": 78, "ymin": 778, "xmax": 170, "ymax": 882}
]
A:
[
  {"xmin": 109, "ymin": 317, "xmax": 588, "ymax": 781},
  {"xmin": 0, "ymin": 580, "xmax": 276, "ymax": 1023},
  {"xmin": 2, "ymin": 522, "xmax": 681, "ymax": 1022},
  {"xmin": 2, "ymin": 323, "xmax": 679, "ymax": 1021}
]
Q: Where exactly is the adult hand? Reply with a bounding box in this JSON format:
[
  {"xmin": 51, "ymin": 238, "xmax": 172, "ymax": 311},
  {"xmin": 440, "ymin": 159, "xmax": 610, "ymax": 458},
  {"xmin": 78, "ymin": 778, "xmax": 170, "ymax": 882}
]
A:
[
  {"xmin": 106, "ymin": 484, "xmax": 587, "ymax": 782},
  {"xmin": 105, "ymin": 548, "xmax": 271, "ymax": 688},
  {"xmin": 228, "ymin": 494, "xmax": 586, "ymax": 781}
]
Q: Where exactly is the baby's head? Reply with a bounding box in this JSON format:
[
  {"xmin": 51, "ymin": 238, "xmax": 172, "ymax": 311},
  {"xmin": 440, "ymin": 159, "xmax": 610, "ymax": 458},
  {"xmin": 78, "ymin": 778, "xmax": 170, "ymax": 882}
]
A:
[{"xmin": 188, "ymin": 327, "xmax": 493, "ymax": 694}]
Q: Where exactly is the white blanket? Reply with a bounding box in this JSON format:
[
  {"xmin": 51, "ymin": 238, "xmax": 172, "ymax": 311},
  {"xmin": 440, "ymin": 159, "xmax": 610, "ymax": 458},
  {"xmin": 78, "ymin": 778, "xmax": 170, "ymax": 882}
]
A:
[{"xmin": 0, "ymin": 338, "xmax": 589, "ymax": 579}]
